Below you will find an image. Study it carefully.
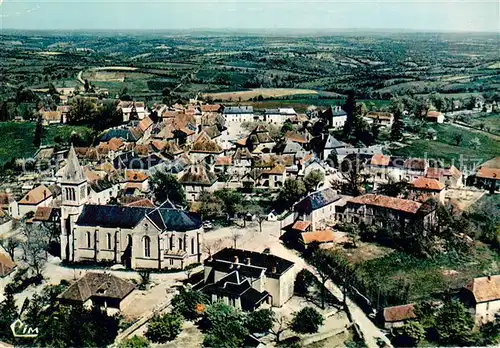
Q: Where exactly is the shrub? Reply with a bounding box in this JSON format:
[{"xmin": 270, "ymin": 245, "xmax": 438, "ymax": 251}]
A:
[
  {"xmin": 290, "ymin": 307, "xmax": 324, "ymax": 334},
  {"xmin": 294, "ymin": 269, "xmax": 314, "ymax": 296},
  {"xmin": 117, "ymin": 335, "xmax": 150, "ymax": 348},
  {"xmin": 145, "ymin": 313, "xmax": 183, "ymax": 343}
]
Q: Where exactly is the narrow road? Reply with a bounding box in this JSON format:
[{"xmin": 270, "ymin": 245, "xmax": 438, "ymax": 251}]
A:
[{"xmin": 449, "ymin": 121, "xmax": 500, "ymax": 141}]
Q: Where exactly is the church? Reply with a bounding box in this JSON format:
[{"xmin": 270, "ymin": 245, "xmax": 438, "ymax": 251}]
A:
[{"xmin": 60, "ymin": 146, "xmax": 203, "ymax": 270}]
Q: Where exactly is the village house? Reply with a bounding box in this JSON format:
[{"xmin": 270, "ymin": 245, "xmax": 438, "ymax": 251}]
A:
[
  {"xmin": 58, "ymin": 272, "xmax": 136, "ymax": 314},
  {"xmin": 56, "ymin": 105, "xmax": 71, "ymax": 123},
  {"xmin": 117, "ymin": 101, "xmax": 146, "ymax": 122},
  {"xmin": 382, "ymin": 304, "xmax": 417, "ymax": 329},
  {"xmin": 189, "ymin": 132, "xmax": 224, "ymax": 165},
  {"xmin": 298, "ymin": 229, "xmax": 338, "ymax": 250},
  {"xmin": 259, "ymin": 164, "xmax": 286, "ymax": 189},
  {"xmin": 426, "ymin": 110, "xmax": 444, "ymax": 123},
  {"xmin": 201, "ymin": 248, "xmax": 295, "ymax": 310},
  {"xmin": 263, "ymin": 108, "xmax": 297, "ymax": 125},
  {"xmin": 232, "ymin": 147, "xmax": 254, "ymax": 179},
  {"xmin": 319, "ymin": 106, "xmax": 347, "ymax": 130},
  {"xmin": 323, "ymin": 133, "xmax": 347, "ymax": 160},
  {"xmin": 344, "ymin": 194, "xmax": 437, "ymax": 233},
  {"xmin": 179, "ymin": 164, "xmax": 218, "ymax": 201},
  {"xmin": 223, "ymin": 106, "xmax": 255, "ymax": 124},
  {"xmin": 461, "ymin": 275, "xmax": 500, "ymax": 324},
  {"xmin": 123, "ymin": 170, "xmax": 149, "ymax": 193},
  {"xmin": 15, "ymin": 184, "xmax": 53, "ymax": 218},
  {"xmin": 0, "ymin": 248, "xmax": 16, "ymax": 277},
  {"xmin": 294, "ymin": 187, "xmax": 341, "ymax": 230},
  {"xmin": 474, "ymin": 166, "xmax": 500, "ymax": 193},
  {"xmin": 410, "ymin": 177, "xmax": 445, "ymax": 203},
  {"xmin": 425, "ymin": 165, "xmax": 463, "ymax": 188},
  {"xmin": 40, "ymin": 110, "xmax": 63, "ymax": 125},
  {"xmin": 364, "ymin": 111, "xmax": 394, "ymax": 127}
]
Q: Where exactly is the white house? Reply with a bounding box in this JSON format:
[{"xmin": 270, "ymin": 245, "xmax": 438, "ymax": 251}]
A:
[
  {"xmin": 320, "ymin": 106, "xmax": 347, "ymax": 130},
  {"xmin": 117, "ymin": 101, "xmax": 146, "ymax": 122},
  {"xmin": 201, "ymin": 248, "xmax": 296, "ymax": 310},
  {"xmin": 16, "ymin": 185, "xmax": 53, "ymax": 219},
  {"xmin": 222, "ymin": 106, "xmax": 254, "ymax": 124},
  {"xmin": 263, "ymin": 108, "xmax": 297, "ymax": 125}
]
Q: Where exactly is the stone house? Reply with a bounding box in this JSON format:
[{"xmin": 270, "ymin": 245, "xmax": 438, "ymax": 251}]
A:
[
  {"xmin": 425, "ymin": 165, "xmax": 463, "ymax": 188},
  {"xmin": 410, "ymin": 177, "xmax": 445, "ymax": 203},
  {"xmin": 320, "ymin": 106, "xmax": 347, "ymax": 130},
  {"xmin": 461, "ymin": 275, "xmax": 500, "ymax": 324},
  {"xmin": 201, "ymin": 248, "xmax": 295, "ymax": 310},
  {"xmin": 344, "ymin": 194, "xmax": 437, "ymax": 234},
  {"xmin": 179, "ymin": 164, "xmax": 218, "ymax": 201},
  {"xmin": 259, "ymin": 164, "xmax": 286, "ymax": 189},
  {"xmin": 263, "ymin": 108, "xmax": 297, "ymax": 125},
  {"xmin": 294, "ymin": 187, "xmax": 341, "ymax": 230},
  {"xmin": 364, "ymin": 111, "xmax": 394, "ymax": 127},
  {"xmin": 16, "ymin": 184, "xmax": 53, "ymax": 219},
  {"xmin": 58, "ymin": 272, "xmax": 135, "ymax": 314},
  {"xmin": 382, "ymin": 304, "xmax": 417, "ymax": 329},
  {"xmin": 223, "ymin": 106, "xmax": 255, "ymax": 124}
]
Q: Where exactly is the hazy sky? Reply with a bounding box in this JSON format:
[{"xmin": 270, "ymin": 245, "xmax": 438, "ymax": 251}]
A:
[{"xmin": 1, "ymin": 0, "xmax": 499, "ymax": 32}]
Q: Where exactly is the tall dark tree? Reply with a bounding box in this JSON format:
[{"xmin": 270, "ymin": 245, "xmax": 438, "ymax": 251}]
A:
[
  {"xmin": 33, "ymin": 116, "xmax": 43, "ymax": 148},
  {"xmin": 0, "ymin": 291, "xmax": 18, "ymax": 342},
  {"xmin": 391, "ymin": 98, "xmax": 405, "ymax": 140},
  {"xmin": 150, "ymin": 172, "xmax": 186, "ymax": 206},
  {"xmin": 341, "ymin": 91, "xmax": 356, "ymax": 139},
  {"xmin": 84, "ymin": 79, "xmax": 90, "ymax": 93}
]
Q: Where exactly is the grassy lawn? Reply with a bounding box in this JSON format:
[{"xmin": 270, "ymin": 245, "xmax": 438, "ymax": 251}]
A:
[
  {"xmin": 392, "ymin": 123, "xmax": 500, "ymax": 166},
  {"xmin": 469, "ymin": 113, "xmax": 500, "ymax": 134},
  {"xmin": 340, "ymin": 243, "xmax": 500, "ymax": 307},
  {"xmin": 0, "ymin": 122, "xmax": 93, "ymax": 165}
]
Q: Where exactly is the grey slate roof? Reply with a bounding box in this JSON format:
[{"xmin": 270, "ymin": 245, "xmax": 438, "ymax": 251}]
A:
[
  {"xmin": 76, "ymin": 205, "xmax": 202, "ymax": 231},
  {"xmin": 223, "ymin": 106, "xmax": 253, "ymax": 114},
  {"xmin": 294, "ymin": 187, "xmax": 340, "ymax": 214},
  {"xmin": 325, "ymin": 134, "xmax": 346, "ymax": 149},
  {"xmin": 62, "ymin": 145, "xmax": 86, "ymax": 183}
]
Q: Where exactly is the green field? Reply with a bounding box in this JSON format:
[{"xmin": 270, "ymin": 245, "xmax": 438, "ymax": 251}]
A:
[
  {"xmin": 468, "ymin": 113, "xmax": 500, "ymax": 134},
  {"xmin": 0, "ymin": 122, "xmax": 93, "ymax": 165},
  {"xmin": 392, "ymin": 123, "xmax": 500, "ymax": 166}
]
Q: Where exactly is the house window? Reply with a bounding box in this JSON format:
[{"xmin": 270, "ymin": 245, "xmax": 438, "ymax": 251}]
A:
[
  {"xmin": 127, "ymin": 235, "xmax": 132, "ymax": 247},
  {"xmin": 107, "ymin": 233, "xmax": 112, "ymax": 250},
  {"xmin": 143, "ymin": 236, "xmax": 151, "ymax": 258},
  {"xmin": 178, "ymin": 238, "xmax": 183, "ymax": 251},
  {"xmin": 170, "ymin": 235, "xmax": 174, "ymax": 250},
  {"xmin": 169, "ymin": 259, "xmax": 174, "ymax": 265},
  {"xmin": 191, "ymin": 238, "xmax": 195, "ymax": 254},
  {"xmin": 86, "ymin": 231, "xmax": 91, "ymax": 248}
]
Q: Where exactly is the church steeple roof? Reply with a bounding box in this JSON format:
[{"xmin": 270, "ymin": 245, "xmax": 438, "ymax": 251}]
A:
[{"xmin": 62, "ymin": 145, "xmax": 86, "ymax": 183}]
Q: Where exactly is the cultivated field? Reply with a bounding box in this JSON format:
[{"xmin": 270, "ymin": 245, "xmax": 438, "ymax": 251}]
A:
[{"xmin": 203, "ymin": 88, "xmax": 321, "ymax": 101}]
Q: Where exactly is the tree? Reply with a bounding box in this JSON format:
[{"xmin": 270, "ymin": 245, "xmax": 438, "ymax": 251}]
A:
[
  {"xmin": 345, "ymin": 223, "xmax": 361, "ymax": 248},
  {"xmin": 202, "ymin": 302, "xmax": 248, "ymax": 348},
  {"xmin": 0, "ymin": 235, "xmax": 20, "ymax": 259},
  {"xmin": 214, "ymin": 189, "xmax": 243, "ymax": 219},
  {"xmin": 429, "ymin": 93, "xmax": 446, "ymax": 112},
  {"xmin": 435, "ymin": 300, "xmax": 474, "ymax": 345},
  {"xmin": 280, "ymin": 120, "xmax": 295, "ymax": 134},
  {"xmin": 294, "ymin": 269, "xmax": 314, "ymax": 296},
  {"xmin": 171, "ymin": 287, "xmax": 207, "ymax": 320},
  {"xmin": 33, "ymin": 115, "xmax": 43, "ymax": 148},
  {"xmin": 277, "ymin": 179, "xmax": 306, "ymax": 208},
  {"xmin": 84, "ymin": 79, "xmax": 90, "ymax": 93},
  {"xmin": 452, "ymin": 132, "xmax": 463, "ymax": 146},
  {"xmin": 145, "ymin": 313, "xmax": 182, "ymax": 343},
  {"xmin": 0, "ymin": 291, "xmax": 18, "ymax": 342},
  {"xmin": 469, "ymin": 137, "xmax": 480, "ymax": 149},
  {"xmin": 342, "ymin": 91, "xmax": 356, "ymax": 139},
  {"xmin": 290, "ymin": 307, "xmax": 324, "ymax": 334},
  {"xmin": 304, "ymin": 170, "xmax": 325, "ymax": 193},
  {"xmin": 245, "ymin": 308, "xmax": 274, "ymax": 334},
  {"xmin": 202, "ymin": 238, "xmax": 223, "ymax": 258},
  {"xmin": 331, "ymin": 156, "xmax": 365, "ymax": 196},
  {"xmin": 390, "ymin": 98, "xmax": 405, "ymax": 140},
  {"xmin": 118, "ymin": 335, "xmax": 151, "ymax": 348},
  {"xmin": 21, "ymin": 223, "xmax": 49, "ymax": 277},
  {"xmin": 231, "ymin": 230, "xmax": 242, "ymax": 248},
  {"xmin": 394, "ymin": 321, "xmax": 425, "ymax": 347},
  {"xmin": 68, "ymin": 97, "xmax": 96, "ymax": 124},
  {"xmin": 377, "ymin": 180, "xmax": 409, "ymax": 198},
  {"xmin": 309, "ymin": 251, "xmax": 330, "ymax": 309},
  {"xmin": 271, "ymin": 313, "xmax": 289, "ymax": 343},
  {"xmin": 198, "ymin": 191, "xmax": 224, "ymax": 220},
  {"xmin": 150, "ymin": 172, "xmax": 186, "ymax": 206}
]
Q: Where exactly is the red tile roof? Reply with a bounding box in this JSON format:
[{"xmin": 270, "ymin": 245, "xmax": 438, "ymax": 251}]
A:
[
  {"xmin": 0, "ymin": 252, "xmax": 16, "ymax": 277},
  {"xmin": 348, "ymin": 194, "xmax": 422, "ymax": 214},
  {"xmin": 366, "ymin": 111, "xmax": 393, "ymax": 121},
  {"xmin": 426, "ymin": 165, "xmax": 462, "ymax": 180},
  {"xmin": 371, "ymin": 154, "xmax": 391, "ymax": 166},
  {"xmin": 464, "ymin": 275, "xmax": 500, "ymax": 303},
  {"xmin": 301, "ymin": 230, "xmax": 335, "ymax": 244},
  {"xmin": 477, "ymin": 167, "xmax": 500, "ymax": 180},
  {"xmin": 125, "ymin": 171, "xmax": 149, "ymax": 182},
  {"xmin": 125, "ymin": 198, "xmax": 156, "ymax": 208},
  {"xmin": 292, "ymin": 221, "xmax": 311, "ymax": 232},
  {"xmin": 412, "ymin": 177, "xmax": 444, "ymax": 191},
  {"xmin": 215, "ymin": 156, "xmax": 233, "ymax": 166},
  {"xmin": 285, "ymin": 132, "xmax": 307, "ymax": 144},
  {"xmin": 201, "ymin": 104, "xmax": 222, "ymax": 113},
  {"xmin": 427, "ymin": 110, "xmax": 443, "ymax": 119},
  {"xmin": 19, "ymin": 185, "xmax": 52, "ymax": 205},
  {"xmin": 32, "ymin": 206, "xmax": 53, "ymax": 222},
  {"xmin": 138, "ymin": 116, "xmax": 154, "ymax": 132},
  {"xmin": 383, "ymin": 304, "xmax": 416, "ymax": 322},
  {"xmin": 263, "ymin": 164, "xmax": 286, "ymax": 175}
]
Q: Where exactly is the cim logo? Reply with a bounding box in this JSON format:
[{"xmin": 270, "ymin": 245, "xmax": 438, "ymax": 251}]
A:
[{"xmin": 10, "ymin": 319, "xmax": 39, "ymax": 338}]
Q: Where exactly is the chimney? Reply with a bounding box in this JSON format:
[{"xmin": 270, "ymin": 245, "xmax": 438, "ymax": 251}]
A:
[
  {"xmin": 233, "ymin": 255, "xmax": 239, "ymax": 264},
  {"xmin": 488, "ymin": 275, "xmax": 491, "ymax": 281},
  {"xmin": 245, "ymin": 257, "xmax": 251, "ymax": 265},
  {"xmin": 271, "ymin": 264, "xmax": 277, "ymax": 274}
]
